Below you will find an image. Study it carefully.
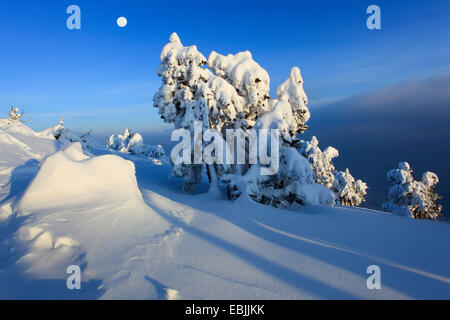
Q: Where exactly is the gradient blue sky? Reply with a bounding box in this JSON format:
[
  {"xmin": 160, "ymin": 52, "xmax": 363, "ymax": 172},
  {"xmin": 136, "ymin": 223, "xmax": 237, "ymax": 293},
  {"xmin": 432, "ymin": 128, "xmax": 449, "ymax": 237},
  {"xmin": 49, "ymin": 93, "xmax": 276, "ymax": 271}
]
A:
[{"xmin": 0, "ymin": 0, "xmax": 449, "ymax": 134}]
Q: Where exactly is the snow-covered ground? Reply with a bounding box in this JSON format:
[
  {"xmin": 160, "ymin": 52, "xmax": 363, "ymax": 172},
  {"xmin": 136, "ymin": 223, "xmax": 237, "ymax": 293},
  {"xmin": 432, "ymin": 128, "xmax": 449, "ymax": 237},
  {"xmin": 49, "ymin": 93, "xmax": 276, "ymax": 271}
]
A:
[{"xmin": 0, "ymin": 120, "xmax": 449, "ymax": 299}]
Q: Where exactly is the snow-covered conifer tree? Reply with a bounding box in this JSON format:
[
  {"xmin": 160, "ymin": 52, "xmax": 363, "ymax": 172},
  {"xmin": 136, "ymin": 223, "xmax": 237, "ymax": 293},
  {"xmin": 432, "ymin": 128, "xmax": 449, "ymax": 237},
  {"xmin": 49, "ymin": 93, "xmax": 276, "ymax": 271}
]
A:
[
  {"xmin": 41, "ymin": 115, "xmax": 96, "ymax": 148},
  {"xmin": 154, "ymin": 33, "xmax": 273, "ymax": 192},
  {"xmin": 7, "ymin": 106, "xmax": 27, "ymax": 124},
  {"xmin": 153, "ymin": 33, "xmax": 220, "ymax": 192},
  {"xmin": 299, "ymin": 136, "xmax": 367, "ymax": 206},
  {"xmin": 243, "ymin": 67, "xmax": 334, "ymax": 207},
  {"xmin": 419, "ymin": 171, "xmax": 443, "ymax": 219},
  {"xmin": 333, "ymin": 169, "xmax": 368, "ymax": 206},
  {"xmin": 382, "ymin": 162, "xmax": 442, "ymax": 219},
  {"xmin": 299, "ymin": 136, "xmax": 338, "ymax": 189},
  {"xmin": 107, "ymin": 128, "xmax": 165, "ymax": 157},
  {"xmin": 153, "ymin": 33, "xmax": 335, "ymax": 206}
]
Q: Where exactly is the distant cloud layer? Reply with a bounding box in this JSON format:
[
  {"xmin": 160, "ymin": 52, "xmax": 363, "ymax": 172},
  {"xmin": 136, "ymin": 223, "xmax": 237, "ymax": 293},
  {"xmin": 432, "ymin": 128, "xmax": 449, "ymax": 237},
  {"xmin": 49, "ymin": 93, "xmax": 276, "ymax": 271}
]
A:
[{"xmin": 305, "ymin": 73, "xmax": 450, "ymax": 217}]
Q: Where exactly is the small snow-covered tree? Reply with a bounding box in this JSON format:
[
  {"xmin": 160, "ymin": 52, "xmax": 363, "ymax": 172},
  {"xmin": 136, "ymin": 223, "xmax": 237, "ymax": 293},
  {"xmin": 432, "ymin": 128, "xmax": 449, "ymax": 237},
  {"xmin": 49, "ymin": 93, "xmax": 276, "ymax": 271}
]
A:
[
  {"xmin": 42, "ymin": 115, "xmax": 96, "ymax": 149},
  {"xmin": 299, "ymin": 136, "xmax": 338, "ymax": 189},
  {"xmin": 382, "ymin": 162, "xmax": 442, "ymax": 219},
  {"xmin": 107, "ymin": 128, "xmax": 133, "ymax": 152},
  {"xmin": 420, "ymin": 171, "xmax": 443, "ymax": 219},
  {"xmin": 299, "ymin": 136, "xmax": 367, "ymax": 206},
  {"xmin": 107, "ymin": 128, "xmax": 165, "ymax": 157},
  {"xmin": 53, "ymin": 115, "xmax": 65, "ymax": 140},
  {"xmin": 333, "ymin": 169, "xmax": 368, "ymax": 206},
  {"xmin": 7, "ymin": 106, "xmax": 27, "ymax": 124}
]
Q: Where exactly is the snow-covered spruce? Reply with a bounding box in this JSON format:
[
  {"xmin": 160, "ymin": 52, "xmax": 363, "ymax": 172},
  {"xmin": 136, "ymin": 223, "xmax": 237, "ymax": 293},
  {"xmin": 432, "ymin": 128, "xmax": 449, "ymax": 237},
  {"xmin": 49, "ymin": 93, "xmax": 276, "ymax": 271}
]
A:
[
  {"xmin": 7, "ymin": 106, "xmax": 27, "ymax": 124},
  {"xmin": 298, "ymin": 136, "xmax": 338, "ymax": 189},
  {"xmin": 153, "ymin": 33, "xmax": 213, "ymax": 192},
  {"xmin": 40, "ymin": 115, "xmax": 97, "ymax": 149},
  {"xmin": 153, "ymin": 33, "xmax": 274, "ymax": 192},
  {"xmin": 107, "ymin": 128, "xmax": 165, "ymax": 157},
  {"xmin": 382, "ymin": 162, "xmax": 442, "ymax": 219},
  {"xmin": 333, "ymin": 169, "xmax": 368, "ymax": 207},
  {"xmin": 298, "ymin": 136, "xmax": 367, "ymax": 206},
  {"xmin": 154, "ymin": 33, "xmax": 332, "ymax": 206}
]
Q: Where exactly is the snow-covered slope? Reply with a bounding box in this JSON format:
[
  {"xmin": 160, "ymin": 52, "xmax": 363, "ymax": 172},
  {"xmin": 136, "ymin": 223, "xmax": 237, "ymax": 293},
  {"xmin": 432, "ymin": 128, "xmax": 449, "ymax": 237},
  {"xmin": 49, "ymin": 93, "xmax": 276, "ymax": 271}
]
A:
[
  {"xmin": 0, "ymin": 120, "xmax": 58, "ymax": 219},
  {"xmin": 0, "ymin": 121, "xmax": 449, "ymax": 299}
]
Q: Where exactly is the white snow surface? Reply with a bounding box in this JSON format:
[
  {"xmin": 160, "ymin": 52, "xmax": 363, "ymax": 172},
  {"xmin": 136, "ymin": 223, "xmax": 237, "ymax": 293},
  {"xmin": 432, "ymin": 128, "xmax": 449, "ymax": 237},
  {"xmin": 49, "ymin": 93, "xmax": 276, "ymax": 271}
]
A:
[{"xmin": 0, "ymin": 121, "xmax": 449, "ymax": 299}]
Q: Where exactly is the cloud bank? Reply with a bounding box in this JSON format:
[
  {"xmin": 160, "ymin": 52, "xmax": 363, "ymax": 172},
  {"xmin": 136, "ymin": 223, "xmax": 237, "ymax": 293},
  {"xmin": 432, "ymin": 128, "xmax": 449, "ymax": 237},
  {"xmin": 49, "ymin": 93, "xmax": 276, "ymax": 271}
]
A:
[{"xmin": 304, "ymin": 73, "xmax": 450, "ymax": 217}]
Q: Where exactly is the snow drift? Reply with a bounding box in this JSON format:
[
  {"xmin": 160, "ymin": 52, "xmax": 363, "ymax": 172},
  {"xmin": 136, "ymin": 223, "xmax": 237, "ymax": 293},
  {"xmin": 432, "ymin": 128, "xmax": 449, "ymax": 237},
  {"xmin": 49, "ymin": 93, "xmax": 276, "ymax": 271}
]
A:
[{"xmin": 17, "ymin": 143, "xmax": 143, "ymax": 212}]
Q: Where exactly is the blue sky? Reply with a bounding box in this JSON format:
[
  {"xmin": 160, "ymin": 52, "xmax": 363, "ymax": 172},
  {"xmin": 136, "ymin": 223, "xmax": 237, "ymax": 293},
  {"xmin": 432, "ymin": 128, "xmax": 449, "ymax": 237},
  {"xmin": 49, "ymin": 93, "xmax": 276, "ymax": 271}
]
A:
[{"xmin": 0, "ymin": 0, "xmax": 449, "ymax": 134}]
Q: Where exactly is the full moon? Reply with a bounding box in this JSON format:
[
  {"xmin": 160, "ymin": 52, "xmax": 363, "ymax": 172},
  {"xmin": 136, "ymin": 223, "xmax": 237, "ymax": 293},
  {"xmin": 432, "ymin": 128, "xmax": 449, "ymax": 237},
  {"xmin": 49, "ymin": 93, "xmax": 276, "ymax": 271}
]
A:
[{"xmin": 117, "ymin": 17, "xmax": 127, "ymax": 27}]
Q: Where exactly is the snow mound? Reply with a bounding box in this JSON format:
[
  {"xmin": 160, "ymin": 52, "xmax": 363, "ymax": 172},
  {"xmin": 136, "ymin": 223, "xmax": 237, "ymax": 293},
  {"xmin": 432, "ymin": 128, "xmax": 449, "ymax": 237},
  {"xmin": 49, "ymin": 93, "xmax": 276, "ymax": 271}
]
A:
[
  {"xmin": 17, "ymin": 143, "xmax": 144, "ymax": 213},
  {"xmin": 0, "ymin": 118, "xmax": 36, "ymax": 136},
  {"xmin": 0, "ymin": 118, "xmax": 58, "ymax": 210},
  {"xmin": 0, "ymin": 119, "xmax": 57, "ymax": 167},
  {"xmin": 14, "ymin": 224, "xmax": 84, "ymax": 274}
]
